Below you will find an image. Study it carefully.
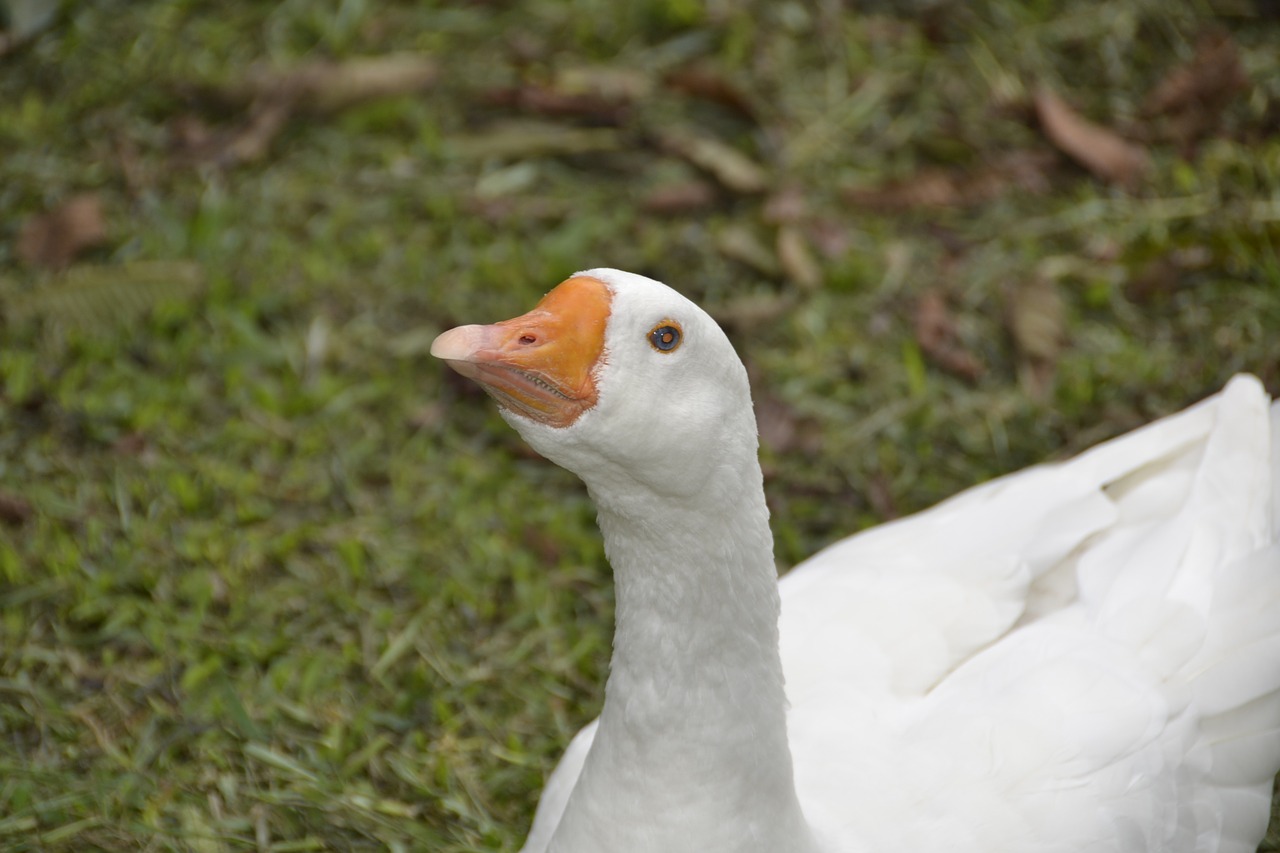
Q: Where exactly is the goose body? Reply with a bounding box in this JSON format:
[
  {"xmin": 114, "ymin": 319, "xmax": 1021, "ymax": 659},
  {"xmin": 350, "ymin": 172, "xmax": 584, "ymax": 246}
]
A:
[{"xmin": 431, "ymin": 269, "xmax": 1280, "ymax": 853}]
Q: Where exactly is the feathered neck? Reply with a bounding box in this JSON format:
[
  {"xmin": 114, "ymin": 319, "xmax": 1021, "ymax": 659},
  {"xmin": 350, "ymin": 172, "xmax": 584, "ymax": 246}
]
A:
[{"xmin": 547, "ymin": 442, "xmax": 819, "ymax": 852}]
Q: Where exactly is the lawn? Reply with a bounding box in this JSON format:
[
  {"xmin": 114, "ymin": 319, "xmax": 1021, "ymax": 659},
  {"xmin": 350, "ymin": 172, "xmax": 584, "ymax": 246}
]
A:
[{"xmin": 1, "ymin": 0, "xmax": 1279, "ymax": 850}]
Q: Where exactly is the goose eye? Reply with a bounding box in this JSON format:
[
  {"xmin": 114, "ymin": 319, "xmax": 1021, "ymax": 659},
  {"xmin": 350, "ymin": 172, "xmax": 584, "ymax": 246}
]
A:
[{"xmin": 648, "ymin": 323, "xmax": 682, "ymax": 353}]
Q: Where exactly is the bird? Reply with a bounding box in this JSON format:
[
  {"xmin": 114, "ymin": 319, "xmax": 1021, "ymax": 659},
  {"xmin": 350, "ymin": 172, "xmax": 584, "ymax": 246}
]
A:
[{"xmin": 430, "ymin": 268, "xmax": 1280, "ymax": 853}]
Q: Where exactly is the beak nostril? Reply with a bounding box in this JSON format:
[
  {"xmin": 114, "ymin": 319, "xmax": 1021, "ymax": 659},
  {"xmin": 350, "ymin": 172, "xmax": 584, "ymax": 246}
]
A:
[{"xmin": 519, "ymin": 334, "xmax": 537, "ymax": 345}]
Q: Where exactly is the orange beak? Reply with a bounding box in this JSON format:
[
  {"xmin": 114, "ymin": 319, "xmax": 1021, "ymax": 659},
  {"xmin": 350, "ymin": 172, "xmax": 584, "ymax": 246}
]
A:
[{"xmin": 430, "ymin": 276, "xmax": 612, "ymax": 428}]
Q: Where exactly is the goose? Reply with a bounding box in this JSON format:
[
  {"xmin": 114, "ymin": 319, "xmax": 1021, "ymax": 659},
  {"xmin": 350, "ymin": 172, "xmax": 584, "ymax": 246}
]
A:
[{"xmin": 430, "ymin": 268, "xmax": 1280, "ymax": 853}]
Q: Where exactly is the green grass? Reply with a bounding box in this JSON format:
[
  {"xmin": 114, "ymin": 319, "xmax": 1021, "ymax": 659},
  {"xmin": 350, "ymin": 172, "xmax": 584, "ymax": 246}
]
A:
[{"xmin": 2, "ymin": 0, "xmax": 1279, "ymax": 849}]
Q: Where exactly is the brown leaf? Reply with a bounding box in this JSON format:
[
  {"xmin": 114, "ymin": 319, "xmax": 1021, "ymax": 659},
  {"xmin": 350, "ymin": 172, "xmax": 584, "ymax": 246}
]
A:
[
  {"xmin": 1144, "ymin": 32, "xmax": 1248, "ymax": 150},
  {"xmin": 113, "ymin": 432, "xmax": 149, "ymax": 456},
  {"xmin": 712, "ymin": 292, "xmax": 796, "ymax": 333},
  {"xmin": 845, "ymin": 150, "xmax": 1057, "ymax": 212},
  {"xmin": 967, "ymin": 149, "xmax": 1058, "ymax": 198},
  {"xmin": 914, "ymin": 290, "xmax": 952, "ymax": 348},
  {"xmin": 913, "ymin": 289, "xmax": 984, "ymax": 382},
  {"xmin": 658, "ymin": 130, "xmax": 770, "ymax": 194},
  {"xmin": 176, "ymin": 54, "xmax": 438, "ymax": 166},
  {"xmin": 756, "ymin": 391, "xmax": 802, "ymax": 456},
  {"xmin": 169, "ymin": 114, "xmax": 215, "ymax": 156},
  {"xmin": 1125, "ymin": 247, "xmax": 1212, "ymax": 304},
  {"xmin": 229, "ymin": 54, "xmax": 439, "ymax": 114},
  {"xmin": 762, "ymin": 186, "xmax": 808, "ymax": 224},
  {"xmin": 481, "ymin": 84, "xmax": 629, "ymax": 124},
  {"xmin": 1034, "ymin": 88, "xmax": 1149, "ymax": 188},
  {"xmin": 113, "ymin": 133, "xmax": 149, "ymax": 198},
  {"xmin": 745, "ymin": 359, "xmax": 822, "ymax": 457},
  {"xmin": 806, "ymin": 219, "xmax": 856, "ymax": 260},
  {"xmin": 1008, "ymin": 276, "xmax": 1064, "ymax": 362},
  {"xmin": 554, "ymin": 65, "xmax": 653, "ymax": 104},
  {"xmin": 640, "ymin": 180, "xmax": 717, "ymax": 215},
  {"xmin": 224, "ymin": 99, "xmax": 294, "ymax": 165},
  {"xmin": 408, "ymin": 402, "xmax": 446, "ymax": 430},
  {"xmin": 664, "ymin": 64, "xmax": 759, "ymax": 121},
  {"xmin": 507, "ymin": 32, "xmax": 549, "ymax": 65},
  {"xmin": 715, "ymin": 225, "xmax": 780, "ymax": 277},
  {"xmin": 466, "ymin": 196, "xmax": 572, "ymax": 224},
  {"xmin": 0, "ymin": 491, "xmax": 33, "ymax": 526},
  {"xmin": 1128, "ymin": 257, "xmax": 1180, "ymax": 305},
  {"xmin": 1007, "ymin": 275, "xmax": 1065, "ymax": 399},
  {"xmin": 16, "ymin": 194, "xmax": 109, "ymax": 270},
  {"xmin": 452, "ymin": 122, "xmax": 620, "ymax": 160},
  {"xmin": 865, "ymin": 469, "xmax": 899, "ymax": 521},
  {"xmin": 522, "ymin": 525, "xmax": 565, "ymax": 565},
  {"xmin": 847, "ymin": 169, "xmax": 961, "ymax": 212},
  {"xmin": 1145, "ymin": 32, "xmax": 1247, "ymax": 116},
  {"xmin": 776, "ymin": 226, "xmax": 822, "ymax": 291},
  {"xmin": 756, "ymin": 396, "xmax": 822, "ymax": 457}
]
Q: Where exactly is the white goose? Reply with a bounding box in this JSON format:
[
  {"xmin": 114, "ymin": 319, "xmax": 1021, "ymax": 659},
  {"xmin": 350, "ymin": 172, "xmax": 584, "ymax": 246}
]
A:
[{"xmin": 431, "ymin": 268, "xmax": 1280, "ymax": 853}]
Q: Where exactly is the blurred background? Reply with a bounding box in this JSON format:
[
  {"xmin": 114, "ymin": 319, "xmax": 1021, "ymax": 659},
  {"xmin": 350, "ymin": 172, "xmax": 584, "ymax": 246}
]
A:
[{"xmin": 1, "ymin": 0, "xmax": 1279, "ymax": 849}]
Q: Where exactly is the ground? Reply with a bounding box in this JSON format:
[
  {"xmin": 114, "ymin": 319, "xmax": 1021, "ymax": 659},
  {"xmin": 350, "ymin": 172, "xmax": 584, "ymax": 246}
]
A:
[{"xmin": 1, "ymin": 0, "xmax": 1278, "ymax": 850}]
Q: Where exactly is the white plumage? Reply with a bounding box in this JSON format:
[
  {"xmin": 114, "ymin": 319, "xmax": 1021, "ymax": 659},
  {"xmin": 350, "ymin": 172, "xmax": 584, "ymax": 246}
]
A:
[{"xmin": 432, "ymin": 268, "xmax": 1280, "ymax": 853}]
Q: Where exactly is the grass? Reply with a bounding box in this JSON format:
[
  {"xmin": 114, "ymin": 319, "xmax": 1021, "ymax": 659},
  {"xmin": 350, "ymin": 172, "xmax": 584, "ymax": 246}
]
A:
[{"xmin": 1, "ymin": 0, "xmax": 1279, "ymax": 849}]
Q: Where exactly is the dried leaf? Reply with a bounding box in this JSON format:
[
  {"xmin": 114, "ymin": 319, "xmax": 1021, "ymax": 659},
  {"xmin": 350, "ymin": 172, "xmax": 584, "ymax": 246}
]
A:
[
  {"xmin": 1034, "ymin": 88, "xmax": 1149, "ymax": 188},
  {"xmin": 755, "ymin": 390, "xmax": 823, "ymax": 456},
  {"xmin": 452, "ymin": 122, "xmax": 620, "ymax": 159},
  {"xmin": 762, "ymin": 186, "xmax": 808, "ymax": 224},
  {"xmin": 169, "ymin": 114, "xmax": 215, "ymax": 156},
  {"xmin": 1145, "ymin": 32, "xmax": 1247, "ymax": 117},
  {"xmin": 113, "ymin": 432, "xmax": 149, "ymax": 457},
  {"xmin": 466, "ymin": 196, "xmax": 571, "ymax": 224},
  {"xmin": 845, "ymin": 150, "xmax": 1057, "ymax": 212},
  {"xmin": 847, "ymin": 169, "xmax": 961, "ymax": 211},
  {"xmin": 715, "ymin": 225, "xmax": 780, "ymax": 277},
  {"xmin": 966, "ymin": 149, "xmax": 1058, "ymax": 198},
  {"xmin": 482, "ymin": 84, "xmax": 629, "ymax": 124},
  {"xmin": 408, "ymin": 402, "xmax": 446, "ymax": 430},
  {"xmin": 113, "ymin": 132, "xmax": 149, "ymax": 198},
  {"xmin": 224, "ymin": 99, "xmax": 294, "ymax": 165},
  {"xmin": 1144, "ymin": 32, "xmax": 1248, "ymax": 149},
  {"xmin": 554, "ymin": 66, "xmax": 653, "ymax": 103},
  {"xmin": 743, "ymin": 360, "xmax": 822, "ymax": 457},
  {"xmin": 658, "ymin": 130, "xmax": 769, "ymax": 194},
  {"xmin": 170, "ymin": 110, "xmax": 287, "ymax": 168},
  {"xmin": 225, "ymin": 54, "xmax": 438, "ymax": 114},
  {"xmin": 806, "ymin": 219, "xmax": 856, "ymax": 260},
  {"xmin": 865, "ymin": 469, "xmax": 899, "ymax": 521},
  {"xmin": 175, "ymin": 54, "xmax": 438, "ymax": 165},
  {"xmin": 1126, "ymin": 258, "xmax": 1177, "ymax": 304},
  {"xmin": 756, "ymin": 391, "xmax": 802, "ymax": 455},
  {"xmin": 640, "ymin": 181, "xmax": 717, "ymax": 215},
  {"xmin": 712, "ymin": 292, "xmax": 796, "ymax": 332},
  {"xmin": 1008, "ymin": 277, "xmax": 1064, "ymax": 362},
  {"xmin": 1007, "ymin": 275, "xmax": 1065, "ymax": 399},
  {"xmin": 506, "ymin": 32, "xmax": 549, "ymax": 64},
  {"xmin": 664, "ymin": 64, "xmax": 758, "ymax": 121},
  {"xmin": 776, "ymin": 226, "xmax": 822, "ymax": 291},
  {"xmin": 1125, "ymin": 247, "xmax": 1212, "ymax": 303},
  {"xmin": 0, "ymin": 491, "xmax": 33, "ymax": 526},
  {"xmin": 913, "ymin": 289, "xmax": 984, "ymax": 382},
  {"xmin": 16, "ymin": 194, "xmax": 109, "ymax": 270},
  {"xmin": 474, "ymin": 162, "xmax": 539, "ymax": 199},
  {"xmin": 522, "ymin": 525, "xmax": 566, "ymax": 565}
]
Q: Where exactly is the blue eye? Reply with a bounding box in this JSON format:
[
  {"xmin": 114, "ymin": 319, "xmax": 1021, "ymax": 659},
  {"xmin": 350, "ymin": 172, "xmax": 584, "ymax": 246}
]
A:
[{"xmin": 648, "ymin": 324, "xmax": 682, "ymax": 353}]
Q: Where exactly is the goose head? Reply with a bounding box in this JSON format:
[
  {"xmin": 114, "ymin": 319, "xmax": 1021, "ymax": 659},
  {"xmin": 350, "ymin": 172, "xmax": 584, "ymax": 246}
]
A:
[{"xmin": 430, "ymin": 269, "xmax": 758, "ymax": 504}]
